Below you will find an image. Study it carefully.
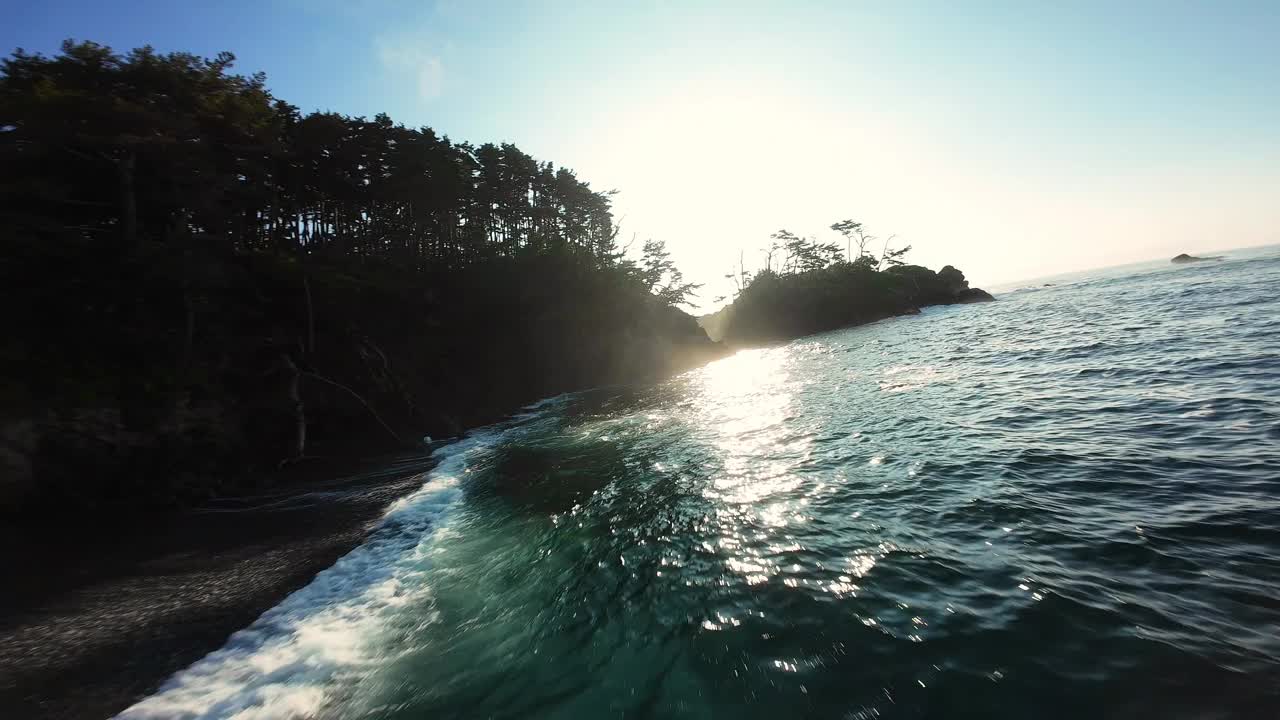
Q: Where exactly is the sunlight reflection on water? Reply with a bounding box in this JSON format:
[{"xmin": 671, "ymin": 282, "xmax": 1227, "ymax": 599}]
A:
[{"xmin": 124, "ymin": 247, "xmax": 1280, "ymax": 719}]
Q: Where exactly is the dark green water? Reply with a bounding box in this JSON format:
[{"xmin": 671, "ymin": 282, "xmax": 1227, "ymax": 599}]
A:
[{"xmin": 122, "ymin": 248, "xmax": 1280, "ymax": 719}]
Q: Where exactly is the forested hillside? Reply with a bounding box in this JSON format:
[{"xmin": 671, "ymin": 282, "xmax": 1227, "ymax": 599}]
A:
[{"xmin": 0, "ymin": 41, "xmax": 721, "ymax": 513}]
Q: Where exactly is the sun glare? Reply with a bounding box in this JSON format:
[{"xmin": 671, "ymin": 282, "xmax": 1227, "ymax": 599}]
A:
[{"xmin": 580, "ymin": 77, "xmax": 940, "ymax": 310}]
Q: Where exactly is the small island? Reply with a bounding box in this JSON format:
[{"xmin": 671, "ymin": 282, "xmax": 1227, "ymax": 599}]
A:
[
  {"xmin": 699, "ymin": 224, "xmax": 993, "ymax": 345},
  {"xmin": 1171, "ymin": 253, "xmax": 1223, "ymax": 263}
]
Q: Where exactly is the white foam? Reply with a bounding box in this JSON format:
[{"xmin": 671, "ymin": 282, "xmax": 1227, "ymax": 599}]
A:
[{"xmin": 115, "ymin": 430, "xmax": 502, "ymax": 720}]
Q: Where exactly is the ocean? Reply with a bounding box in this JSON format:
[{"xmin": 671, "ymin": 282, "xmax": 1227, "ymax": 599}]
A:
[{"xmin": 119, "ymin": 246, "xmax": 1280, "ymax": 719}]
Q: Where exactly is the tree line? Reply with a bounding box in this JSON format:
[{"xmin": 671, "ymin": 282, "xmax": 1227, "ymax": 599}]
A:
[
  {"xmin": 1, "ymin": 40, "xmax": 694, "ymax": 289},
  {"xmin": 719, "ymin": 219, "xmax": 911, "ymax": 301}
]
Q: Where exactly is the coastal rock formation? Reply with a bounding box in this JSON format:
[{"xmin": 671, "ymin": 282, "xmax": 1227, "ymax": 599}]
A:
[
  {"xmin": 1171, "ymin": 253, "xmax": 1223, "ymax": 263},
  {"xmin": 938, "ymin": 266, "xmax": 994, "ymax": 302},
  {"xmin": 956, "ymin": 287, "xmax": 996, "ymax": 303},
  {"xmin": 700, "ymin": 262, "xmax": 994, "ymax": 345}
]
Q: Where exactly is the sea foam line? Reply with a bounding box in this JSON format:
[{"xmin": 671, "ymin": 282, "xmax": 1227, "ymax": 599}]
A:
[{"xmin": 115, "ymin": 429, "xmax": 503, "ymax": 720}]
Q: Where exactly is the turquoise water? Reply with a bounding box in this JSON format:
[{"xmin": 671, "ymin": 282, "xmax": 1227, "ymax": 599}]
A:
[{"xmin": 122, "ymin": 247, "xmax": 1280, "ymax": 719}]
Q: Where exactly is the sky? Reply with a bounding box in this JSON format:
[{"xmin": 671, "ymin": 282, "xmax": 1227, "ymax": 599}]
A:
[{"xmin": 5, "ymin": 0, "xmax": 1279, "ymax": 309}]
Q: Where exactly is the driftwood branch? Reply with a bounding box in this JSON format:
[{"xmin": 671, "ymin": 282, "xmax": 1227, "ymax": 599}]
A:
[
  {"xmin": 303, "ymin": 274, "xmax": 315, "ymax": 355},
  {"xmin": 301, "ymin": 370, "xmax": 407, "ymax": 447},
  {"xmin": 280, "ymin": 353, "xmax": 307, "ymax": 460}
]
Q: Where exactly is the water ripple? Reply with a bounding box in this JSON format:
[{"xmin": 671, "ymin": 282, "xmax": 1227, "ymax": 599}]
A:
[{"xmin": 126, "ymin": 248, "xmax": 1280, "ymax": 719}]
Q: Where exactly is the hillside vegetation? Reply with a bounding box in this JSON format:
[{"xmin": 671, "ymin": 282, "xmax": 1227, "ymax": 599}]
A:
[{"xmin": 0, "ymin": 41, "xmax": 721, "ymax": 513}]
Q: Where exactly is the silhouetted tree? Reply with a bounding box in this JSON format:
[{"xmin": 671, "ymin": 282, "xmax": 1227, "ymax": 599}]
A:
[
  {"xmin": 878, "ymin": 237, "xmax": 912, "ymax": 269},
  {"xmin": 639, "ymin": 239, "xmax": 701, "ymax": 307},
  {"xmin": 830, "ymin": 219, "xmax": 874, "ymax": 264},
  {"xmin": 1, "ymin": 41, "xmax": 625, "ymax": 275},
  {"xmin": 769, "ymin": 229, "xmax": 842, "ymax": 275}
]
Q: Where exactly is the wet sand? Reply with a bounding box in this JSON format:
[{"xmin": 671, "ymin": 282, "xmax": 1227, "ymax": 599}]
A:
[{"xmin": 0, "ymin": 454, "xmax": 436, "ymax": 720}]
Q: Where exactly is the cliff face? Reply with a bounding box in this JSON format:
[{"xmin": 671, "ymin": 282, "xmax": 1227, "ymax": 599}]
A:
[
  {"xmin": 699, "ymin": 262, "xmax": 992, "ymax": 345},
  {"xmin": 1, "ymin": 248, "xmax": 724, "ymax": 515}
]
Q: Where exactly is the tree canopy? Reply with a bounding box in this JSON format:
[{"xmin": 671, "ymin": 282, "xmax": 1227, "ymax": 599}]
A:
[{"xmin": 1, "ymin": 41, "xmax": 622, "ymax": 271}]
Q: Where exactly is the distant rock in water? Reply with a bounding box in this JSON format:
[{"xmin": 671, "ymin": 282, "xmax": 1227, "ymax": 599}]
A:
[{"xmin": 1171, "ymin": 253, "xmax": 1223, "ymax": 263}]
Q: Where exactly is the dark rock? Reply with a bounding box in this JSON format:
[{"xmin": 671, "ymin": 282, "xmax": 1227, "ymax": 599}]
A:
[
  {"xmin": 938, "ymin": 265, "xmax": 969, "ymax": 295},
  {"xmin": 956, "ymin": 287, "xmax": 995, "ymax": 303},
  {"xmin": 1171, "ymin": 253, "xmax": 1223, "ymax": 263}
]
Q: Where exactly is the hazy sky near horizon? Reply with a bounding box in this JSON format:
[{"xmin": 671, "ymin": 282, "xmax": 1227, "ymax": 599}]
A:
[{"xmin": 7, "ymin": 1, "xmax": 1279, "ymax": 307}]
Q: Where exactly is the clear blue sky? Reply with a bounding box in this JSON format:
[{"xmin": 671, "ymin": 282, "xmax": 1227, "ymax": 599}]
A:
[{"xmin": 6, "ymin": 1, "xmax": 1279, "ymax": 306}]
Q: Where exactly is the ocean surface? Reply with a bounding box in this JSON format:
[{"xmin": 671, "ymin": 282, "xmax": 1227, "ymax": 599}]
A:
[{"xmin": 120, "ymin": 247, "xmax": 1280, "ymax": 719}]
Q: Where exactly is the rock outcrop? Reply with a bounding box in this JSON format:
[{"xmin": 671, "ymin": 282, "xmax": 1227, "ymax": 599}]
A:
[
  {"xmin": 701, "ymin": 261, "xmax": 994, "ymax": 346},
  {"xmin": 956, "ymin": 287, "xmax": 996, "ymax": 303},
  {"xmin": 1172, "ymin": 253, "xmax": 1223, "ymax": 263}
]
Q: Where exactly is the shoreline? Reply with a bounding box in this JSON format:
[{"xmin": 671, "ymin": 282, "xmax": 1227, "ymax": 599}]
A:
[{"xmin": 0, "ymin": 453, "xmax": 437, "ymax": 720}]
